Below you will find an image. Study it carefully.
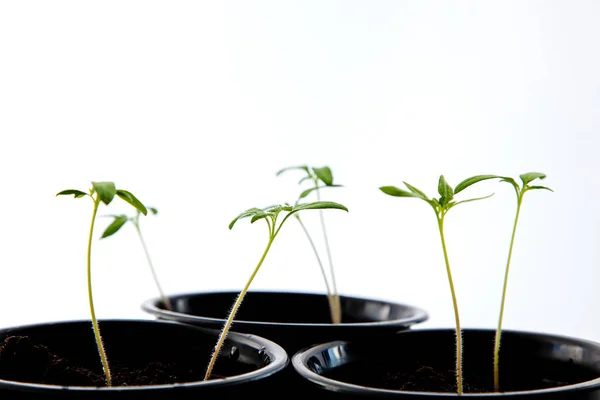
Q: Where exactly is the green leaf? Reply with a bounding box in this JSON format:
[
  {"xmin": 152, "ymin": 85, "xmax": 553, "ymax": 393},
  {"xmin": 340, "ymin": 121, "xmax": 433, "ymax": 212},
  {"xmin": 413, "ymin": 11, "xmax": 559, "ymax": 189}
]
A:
[
  {"xmin": 229, "ymin": 208, "xmax": 263, "ymax": 230},
  {"xmin": 402, "ymin": 182, "xmax": 428, "ymax": 200},
  {"xmin": 299, "ymin": 187, "xmax": 317, "ymax": 199},
  {"xmin": 262, "ymin": 205, "xmax": 282, "ymax": 214},
  {"xmin": 101, "ymin": 215, "xmax": 129, "ymax": 239},
  {"xmin": 437, "ymin": 176, "xmax": 454, "ymax": 200},
  {"xmin": 261, "ymin": 204, "xmax": 280, "ymax": 212},
  {"xmin": 268, "ymin": 204, "xmax": 293, "ymax": 213},
  {"xmin": 92, "ymin": 182, "xmax": 117, "ymax": 205},
  {"xmin": 116, "ymin": 190, "xmax": 147, "ymax": 216},
  {"xmin": 380, "ymin": 186, "xmax": 421, "ymax": 198},
  {"xmin": 312, "ymin": 166, "xmax": 334, "ymax": 186},
  {"xmin": 439, "ymin": 196, "xmax": 450, "ymax": 208},
  {"xmin": 250, "ymin": 211, "xmax": 270, "ymax": 224},
  {"xmin": 276, "ymin": 165, "xmax": 309, "ymax": 177},
  {"xmin": 454, "ymin": 175, "xmax": 501, "ymax": 194},
  {"xmin": 500, "ymin": 177, "xmax": 518, "ymax": 187},
  {"xmin": 56, "ymin": 189, "xmax": 87, "ymax": 198},
  {"xmin": 292, "ymin": 201, "xmax": 348, "ymax": 213},
  {"xmin": 527, "ymin": 185, "xmax": 554, "ymax": 192},
  {"xmin": 149, "ymin": 207, "xmax": 158, "ymax": 215},
  {"xmin": 451, "ymin": 193, "xmax": 495, "ymax": 208},
  {"xmin": 298, "ymin": 176, "xmax": 313, "ymax": 185},
  {"xmin": 520, "ymin": 172, "xmax": 546, "ymax": 186},
  {"xmin": 299, "ymin": 184, "xmax": 343, "ymax": 200}
]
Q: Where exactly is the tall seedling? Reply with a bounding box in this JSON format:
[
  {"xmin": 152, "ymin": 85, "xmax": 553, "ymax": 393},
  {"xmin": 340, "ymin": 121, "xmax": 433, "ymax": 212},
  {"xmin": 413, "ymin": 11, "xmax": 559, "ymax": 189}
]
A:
[
  {"xmin": 203, "ymin": 201, "xmax": 348, "ymax": 381},
  {"xmin": 57, "ymin": 182, "xmax": 147, "ymax": 387},
  {"xmin": 276, "ymin": 165, "xmax": 343, "ymax": 324},
  {"xmin": 492, "ymin": 173, "xmax": 552, "ymax": 392},
  {"xmin": 380, "ymin": 174, "xmax": 498, "ymax": 395},
  {"xmin": 100, "ymin": 207, "xmax": 172, "ymax": 311}
]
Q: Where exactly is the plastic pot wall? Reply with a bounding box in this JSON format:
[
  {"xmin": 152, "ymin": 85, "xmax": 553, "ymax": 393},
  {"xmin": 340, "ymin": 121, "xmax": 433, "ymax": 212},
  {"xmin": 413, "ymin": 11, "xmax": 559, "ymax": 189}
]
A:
[
  {"xmin": 141, "ymin": 290, "xmax": 429, "ymax": 355},
  {"xmin": 292, "ymin": 328, "xmax": 600, "ymax": 399},
  {"xmin": 0, "ymin": 319, "xmax": 287, "ymax": 399}
]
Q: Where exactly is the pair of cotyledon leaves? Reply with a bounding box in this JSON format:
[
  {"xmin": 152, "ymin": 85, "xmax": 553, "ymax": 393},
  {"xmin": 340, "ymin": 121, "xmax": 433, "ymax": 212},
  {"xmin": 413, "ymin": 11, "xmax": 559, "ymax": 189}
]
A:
[
  {"xmin": 380, "ymin": 173, "xmax": 552, "ymax": 211},
  {"xmin": 229, "ymin": 202, "xmax": 349, "ymax": 231},
  {"xmin": 57, "ymin": 181, "xmax": 150, "ymax": 238},
  {"xmin": 229, "ymin": 165, "xmax": 349, "ymax": 230}
]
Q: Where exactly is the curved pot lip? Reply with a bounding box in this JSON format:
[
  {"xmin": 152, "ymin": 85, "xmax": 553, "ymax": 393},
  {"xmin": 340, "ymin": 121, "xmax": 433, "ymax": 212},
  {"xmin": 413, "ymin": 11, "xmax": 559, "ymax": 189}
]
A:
[
  {"xmin": 0, "ymin": 318, "xmax": 288, "ymax": 393},
  {"xmin": 141, "ymin": 290, "xmax": 429, "ymax": 328},
  {"xmin": 292, "ymin": 328, "xmax": 600, "ymax": 397}
]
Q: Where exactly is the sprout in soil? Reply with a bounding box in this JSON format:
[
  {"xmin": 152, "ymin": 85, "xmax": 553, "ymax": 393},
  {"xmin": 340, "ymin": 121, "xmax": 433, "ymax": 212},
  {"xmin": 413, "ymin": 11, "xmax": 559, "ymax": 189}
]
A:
[
  {"xmin": 100, "ymin": 206, "xmax": 172, "ymax": 311},
  {"xmin": 380, "ymin": 174, "xmax": 498, "ymax": 395},
  {"xmin": 276, "ymin": 165, "xmax": 344, "ymax": 324},
  {"xmin": 492, "ymin": 172, "xmax": 552, "ymax": 392},
  {"xmin": 57, "ymin": 182, "xmax": 147, "ymax": 387},
  {"xmin": 203, "ymin": 201, "xmax": 348, "ymax": 381}
]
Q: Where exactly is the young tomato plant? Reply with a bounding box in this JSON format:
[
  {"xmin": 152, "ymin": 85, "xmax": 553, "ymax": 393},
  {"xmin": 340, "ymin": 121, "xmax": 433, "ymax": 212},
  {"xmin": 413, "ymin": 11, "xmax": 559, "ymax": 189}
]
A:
[
  {"xmin": 203, "ymin": 201, "xmax": 348, "ymax": 381},
  {"xmin": 57, "ymin": 182, "xmax": 147, "ymax": 387},
  {"xmin": 276, "ymin": 165, "xmax": 344, "ymax": 324},
  {"xmin": 100, "ymin": 207, "xmax": 172, "ymax": 311},
  {"xmin": 492, "ymin": 172, "xmax": 552, "ymax": 392},
  {"xmin": 380, "ymin": 174, "xmax": 498, "ymax": 395}
]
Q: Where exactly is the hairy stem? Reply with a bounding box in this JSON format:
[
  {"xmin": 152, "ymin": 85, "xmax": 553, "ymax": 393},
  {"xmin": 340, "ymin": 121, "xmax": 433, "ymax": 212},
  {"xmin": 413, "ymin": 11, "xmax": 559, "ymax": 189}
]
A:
[
  {"xmin": 437, "ymin": 216, "xmax": 462, "ymax": 395},
  {"xmin": 316, "ymin": 190, "xmax": 341, "ymax": 324},
  {"xmin": 296, "ymin": 215, "xmax": 337, "ymax": 323},
  {"xmin": 204, "ymin": 236, "xmax": 275, "ymax": 380},
  {"xmin": 134, "ymin": 223, "xmax": 172, "ymax": 311},
  {"xmin": 88, "ymin": 198, "xmax": 111, "ymax": 386},
  {"xmin": 493, "ymin": 193, "xmax": 523, "ymax": 392}
]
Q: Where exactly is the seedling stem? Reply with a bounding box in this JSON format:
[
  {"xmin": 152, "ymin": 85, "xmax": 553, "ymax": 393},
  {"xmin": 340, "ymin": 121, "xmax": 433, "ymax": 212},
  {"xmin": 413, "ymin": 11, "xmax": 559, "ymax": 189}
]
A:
[
  {"xmin": 492, "ymin": 173, "xmax": 551, "ymax": 392},
  {"xmin": 203, "ymin": 201, "xmax": 348, "ymax": 380},
  {"xmin": 57, "ymin": 182, "xmax": 147, "ymax": 387}
]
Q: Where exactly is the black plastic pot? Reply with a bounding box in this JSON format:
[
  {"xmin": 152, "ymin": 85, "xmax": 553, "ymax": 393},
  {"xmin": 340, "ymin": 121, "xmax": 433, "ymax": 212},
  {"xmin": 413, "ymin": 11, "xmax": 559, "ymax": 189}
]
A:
[
  {"xmin": 141, "ymin": 291, "xmax": 428, "ymax": 356},
  {"xmin": 292, "ymin": 328, "xmax": 600, "ymax": 399},
  {"xmin": 0, "ymin": 319, "xmax": 287, "ymax": 399}
]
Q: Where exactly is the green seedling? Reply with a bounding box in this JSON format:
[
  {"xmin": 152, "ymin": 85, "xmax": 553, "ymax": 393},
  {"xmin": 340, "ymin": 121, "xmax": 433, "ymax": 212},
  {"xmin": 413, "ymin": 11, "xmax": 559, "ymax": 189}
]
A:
[
  {"xmin": 380, "ymin": 174, "xmax": 498, "ymax": 395},
  {"xmin": 276, "ymin": 165, "xmax": 344, "ymax": 324},
  {"xmin": 203, "ymin": 201, "xmax": 348, "ymax": 381},
  {"xmin": 492, "ymin": 172, "xmax": 552, "ymax": 392},
  {"xmin": 100, "ymin": 207, "xmax": 172, "ymax": 311},
  {"xmin": 57, "ymin": 182, "xmax": 147, "ymax": 387}
]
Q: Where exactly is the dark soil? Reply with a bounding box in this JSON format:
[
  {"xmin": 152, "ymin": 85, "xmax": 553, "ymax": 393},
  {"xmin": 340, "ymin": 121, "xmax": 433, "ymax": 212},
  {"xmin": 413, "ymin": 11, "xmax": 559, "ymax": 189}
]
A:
[
  {"xmin": 0, "ymin": 335, "xmax": 253, "ymax": 387},
  {"xmin": 325, "ymin": 358, "xmax": 592, "ymax": 394}
]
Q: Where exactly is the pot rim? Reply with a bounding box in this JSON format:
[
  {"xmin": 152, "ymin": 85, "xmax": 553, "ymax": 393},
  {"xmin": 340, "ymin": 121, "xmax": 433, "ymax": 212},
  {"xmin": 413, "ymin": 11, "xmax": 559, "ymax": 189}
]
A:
[
  {"xmin": 141, "ymin": 290, "xmax": 429, "ymax": 328},
  {"xmin": 292, "ymin": 328, "xmax": 600, "ymax": 397},
  {"xmin": 0, "ymin": 318, "xmax": 288, "ymax": 393}
]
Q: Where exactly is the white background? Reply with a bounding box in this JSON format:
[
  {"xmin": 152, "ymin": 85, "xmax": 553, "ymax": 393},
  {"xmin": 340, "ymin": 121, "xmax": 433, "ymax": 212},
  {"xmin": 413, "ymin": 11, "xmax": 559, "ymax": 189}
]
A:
[{"xmin": 1, "ymin": 1, "xmax": 599, "ymax": 343}]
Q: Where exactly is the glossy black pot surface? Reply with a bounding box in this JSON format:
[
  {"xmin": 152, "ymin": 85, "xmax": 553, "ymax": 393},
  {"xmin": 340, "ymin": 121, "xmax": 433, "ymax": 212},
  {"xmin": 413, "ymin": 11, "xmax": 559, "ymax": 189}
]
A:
[
  {"xmin": 293, "ymin": 329, "xmax": 600, "ymax": 399},
  {"xmin": 0, "ymin": 319, "xmax": 287, "ymax": 399},
  {"xmin": 141, "ymin": 291, "xmax": 428, "ymax": 355}
]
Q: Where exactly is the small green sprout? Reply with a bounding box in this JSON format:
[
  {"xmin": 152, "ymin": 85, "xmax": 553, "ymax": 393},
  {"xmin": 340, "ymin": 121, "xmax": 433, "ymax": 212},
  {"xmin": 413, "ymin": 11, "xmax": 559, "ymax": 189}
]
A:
[
  {"xmin": 100, "ymin": 207, "xmax": 172, "ymax": 311},
  {"xmin": 380, "ymin": 174, "xmax": 498, "ymax": 395},
  {"xmin": 492, "ymin": 172, "xmax": 552, "ymax": 392},
  {"xmin": 276, "ymin": 165, "xmax": 344, "ymax": 324},
  {"xmin": 203, "ymin": 201, "xmax": 348, "ymax": 381},
  {"xmin": 57, "ymin": 182, "xmax": 147, "ymax": 387}
]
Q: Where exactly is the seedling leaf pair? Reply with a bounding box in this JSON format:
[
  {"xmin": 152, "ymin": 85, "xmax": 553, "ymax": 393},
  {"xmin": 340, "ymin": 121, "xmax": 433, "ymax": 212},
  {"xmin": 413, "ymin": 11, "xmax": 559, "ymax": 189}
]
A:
[
  {"xmin": 382, "ymin": 175, "xmax": 498, "ymax": 218},
  {"xmin": 379, "ymin": 174, "xmax": 500, "ymax": 395},
  {"xmin": 277, "ymin": 165, "xmax": 345, "ymax": 326},
  {"xmin": 381, "ymin": 172, "xmax": 552, "ymax": 395},
  {"xmin": 492, "ymin": 172, "xmax": 552, "ymax": 392},
  {"xmin": 203, "ymin": 198, "xmax": 348, "ymax": 381},
  {"xmin": 56, "ymin": 181, "xmax": 148, "ymax": 387},
  {"xmin": 57, "ymin": 182, "xmax": 147, "ymax": 216}
]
